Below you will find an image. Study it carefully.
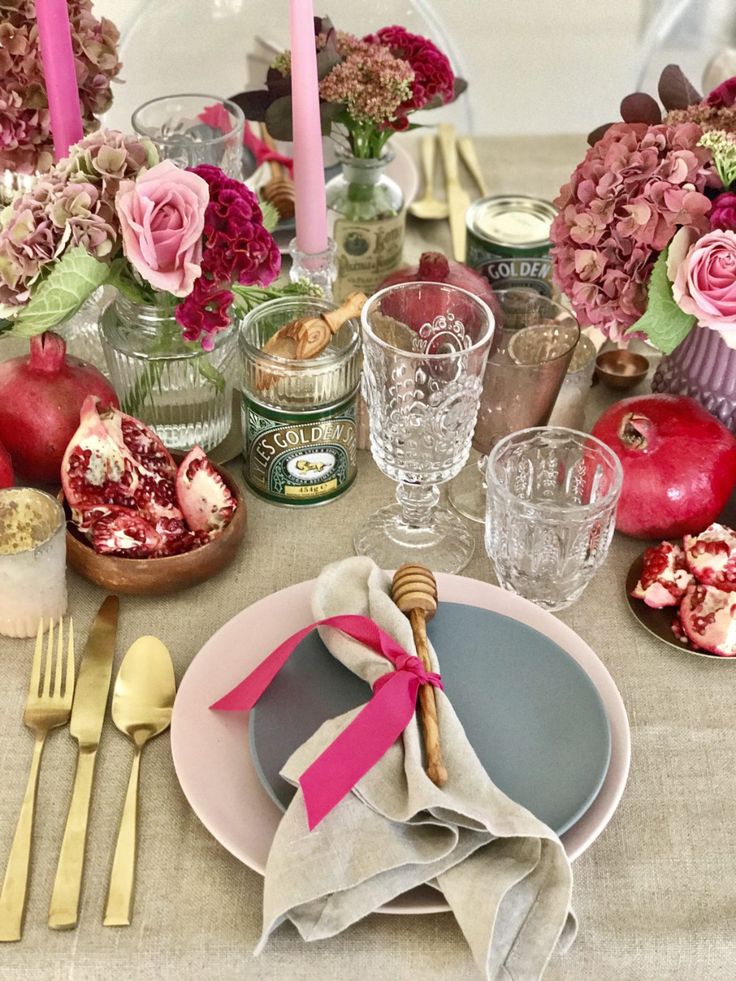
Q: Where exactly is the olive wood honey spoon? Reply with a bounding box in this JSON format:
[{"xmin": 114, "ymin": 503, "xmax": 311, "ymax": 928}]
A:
[
  {"xmin": 390, "ymin": 564, "xmax": 448, "ymax": 787},
  {"xmin": 259, "ymin": 124, "xmax": 296, "ymax": 221}
]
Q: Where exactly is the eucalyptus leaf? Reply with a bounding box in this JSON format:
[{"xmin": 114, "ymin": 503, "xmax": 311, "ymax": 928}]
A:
[
  {"xmin": 265, "ymin": 96, "xmax": 294, "ymax": 142},
  {"xmin": 588, "ymin": 122, "xmax": 614, "ymax": 146},
  {"xmin": 12, "ymin": 247, "xmax": 109, "ymax": 336},
  {"xmin": 658, "ymin": 64, "xmax": 700, "ymax": 111},
  {"xmin": 625, "ymin": 248, "xmax": 696, "ymax": 354},
  {"xmin": 620, "ymin": 92, "xmax": 662, "ymax": 125},
  {"xmin": 231, "ymin": 90, "xmax": 271, "ymax": 122}
]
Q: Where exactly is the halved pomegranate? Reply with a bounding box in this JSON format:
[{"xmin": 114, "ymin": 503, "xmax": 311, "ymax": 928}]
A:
[
  {"xmin": 175, "ymin": 446, "xmax": 236, "ymax": 535},
  {"xmin": 683, "ymin": 524, "xmax": 736, "ymax": 591},
  {"xmin": 79, "ymin": 504, "xmax": 163, "ymax": 558},
  {"xmin": 631, "ymin": 541, "xmax": 694, "ymax": 608},
  {"xmin": 679, "ymin": 583, "xmax": 736, "ymax": 656}
]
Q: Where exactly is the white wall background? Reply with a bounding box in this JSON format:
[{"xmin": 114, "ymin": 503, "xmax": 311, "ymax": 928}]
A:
[{"xmin": 96, "ymin": 0, "xmax": 736, "ymax": 136}]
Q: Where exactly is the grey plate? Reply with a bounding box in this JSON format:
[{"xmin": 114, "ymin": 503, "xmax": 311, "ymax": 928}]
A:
[{"xmin": 250, "ymin": 602, "xmax": 611, "ymax": 834}]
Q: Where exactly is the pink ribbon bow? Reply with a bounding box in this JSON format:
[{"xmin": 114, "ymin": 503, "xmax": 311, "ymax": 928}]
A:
[
  {"xmin": 198, "ymin": 104, "xmax": 294, "ymax": 175},
  {"xmin": 210, "ymin": 614, "xmax": 443, "ymax": 830}
]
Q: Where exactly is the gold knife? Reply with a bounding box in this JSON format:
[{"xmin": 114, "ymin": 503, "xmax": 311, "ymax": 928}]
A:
[
  {"xmin": 437, "ymin": 123, "xmax": 471, "ymax": 262},
  {"xmin": 48, "ymin": 595, "xmax": 119, "ymax": 930},
  {"xmin": 458, "ymin": 136, "xmax": 489, "ymax": 197}
]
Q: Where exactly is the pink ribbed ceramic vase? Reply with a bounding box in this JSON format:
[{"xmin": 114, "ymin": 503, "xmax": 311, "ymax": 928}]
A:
[{"xmin": 652, "ymin": 327, "xmax": 736, "ymax": 433}]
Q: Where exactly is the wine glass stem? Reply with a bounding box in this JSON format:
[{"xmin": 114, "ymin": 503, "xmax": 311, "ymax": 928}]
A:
[{"xmin": 395, "ymin": 483, "xmax": 440, "ymax": 528}]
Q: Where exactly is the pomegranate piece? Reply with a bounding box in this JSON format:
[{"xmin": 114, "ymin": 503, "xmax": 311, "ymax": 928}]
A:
[
  {"xmin": 591, "ymin": 394, "xmax": 736, "ymax": 540},
  {"xmin": 0, "ymin": 438, "xmax": 13, "ymax": 488},
  {"xmin": 79, "ymin": 504, "xmax": 163, "ymax": 558},
  {"xmin": 175, "ymin": 446, "xmax": 236, "ymax": 535},
  {"xmin": 683, "ymin": 523, "xmax": 736, "ymax": 591},
  {"xmin": 631, "ymin": 541, "xmax": 694, "ymax": 608},
  {"xmin": 679, "ymin": 583, "xmax": 736, "ymax": 656}
]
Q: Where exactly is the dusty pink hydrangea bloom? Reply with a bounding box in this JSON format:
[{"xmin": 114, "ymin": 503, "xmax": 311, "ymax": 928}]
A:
[
  {"xmin": 551, "ymin": 122, "xmax": 713, "ymax": 340},
  {"xmin": 0, "ymin": 0, "xmax": 121, "ymax": 173}
]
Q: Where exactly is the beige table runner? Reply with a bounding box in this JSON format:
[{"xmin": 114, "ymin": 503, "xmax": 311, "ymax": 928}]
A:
[{"xmin": 1, "ymin": 134, "xmax": 735, "ymax": 980}]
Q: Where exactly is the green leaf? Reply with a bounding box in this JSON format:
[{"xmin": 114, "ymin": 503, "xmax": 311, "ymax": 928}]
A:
[
  {"xmin": 258, "ymin": 197, "xmax": 281, "ymax": 233},
  {"xmin": 106, "ymin": 258, "xmax": 158, "ymax": 306},
  {"xmin": 197, "ymin": 359, "xmax": 226, "ymax": 394},
  {"xmin": 12, "ymin": 247, "xmax": 109, "ymax": 336},
  {"xmin": 625, "ymin": 247, "xmax": 696, "ymax": 354}
]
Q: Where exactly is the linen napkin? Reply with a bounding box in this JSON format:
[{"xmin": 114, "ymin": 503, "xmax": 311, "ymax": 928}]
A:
[{"xmin": 256, "ymin": 557, "xmax": 576, "ymax": 980}]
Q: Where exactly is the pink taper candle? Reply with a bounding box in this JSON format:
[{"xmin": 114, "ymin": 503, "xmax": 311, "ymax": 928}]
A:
[
  {"xmin": 36, "ymin": 0, "xmax": 84, "ymax": 160},
  {"xmin": 289, "ymin": 0, "xmax": 328, "ymax": 254}
]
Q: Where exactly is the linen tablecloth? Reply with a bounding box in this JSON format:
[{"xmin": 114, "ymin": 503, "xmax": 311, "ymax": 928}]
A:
[{"xmin": 1, "ymin": 134, "xmax": 735, "ymax": 980}]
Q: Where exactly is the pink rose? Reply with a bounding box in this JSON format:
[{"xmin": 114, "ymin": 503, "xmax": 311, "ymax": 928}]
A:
[
  {"xmin": 115, "ymin": 160, "xmax": 208, "ymax": 296},
  {"xmin": 673, "ymin": 229, "xmax": 736, "ymax": 333}
]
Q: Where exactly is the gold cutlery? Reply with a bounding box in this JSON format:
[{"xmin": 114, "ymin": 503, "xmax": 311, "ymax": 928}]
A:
[
  {"xmin": 458, "ymin": 136, "xmax": 488, "ymax": 197},
  {"xmin": 104, "ymin": 636, "xmax": 176, "ymax": 927},
  {"xmin": 437, "ymin": 123, "xmax": 471, "ymax": 262},
  {"xmin": 391, "ymin": 565, "xmax": 447, "ymax": 788},
  {"xmin": 408, "ymin": 135, "xmax": 449, "ymax": 220},
  {"xmin": 0, "ymin": 619, "xmax": 75, "ymax": 942},
  {"xmin": 48, "ymin": 595, "xmax": 119, "ymax": 931}
]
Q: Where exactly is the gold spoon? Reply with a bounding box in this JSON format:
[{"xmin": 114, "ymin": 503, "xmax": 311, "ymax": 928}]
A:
[
  {"xmin": 103, "ymin": 637, "xmax": 176, "ymax": 927},
  {"xmin": 409, "ymin": 135, "xmax": 449, "ymax": 221}
]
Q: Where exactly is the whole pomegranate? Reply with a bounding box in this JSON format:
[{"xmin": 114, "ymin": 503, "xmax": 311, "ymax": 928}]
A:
[
  {"xmin": 592, "ymin": 394, "xmax": 736, "ymax": 540},
  {"xmin": 0, "ymin": 438, "xmax": 13, "ymax": 488},
  {"xmin": 0, "ymin": 332, "xmax": 119, "ymax": 484}
]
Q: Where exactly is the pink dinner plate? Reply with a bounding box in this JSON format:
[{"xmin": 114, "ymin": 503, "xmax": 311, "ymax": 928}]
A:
[{"xmin": 171, "ymin": 573, "xmax": 631, "ymax": 915}]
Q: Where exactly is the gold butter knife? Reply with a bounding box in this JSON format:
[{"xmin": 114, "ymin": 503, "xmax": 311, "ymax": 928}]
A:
[
  {"xmin": 437, "ymin": 123, "xmax": 471, "ymax": 263},
  {"xmin": 458, "ymin": 136, "xmax": 489, "ymax": 197},
  {"xmin": 48, "ymin": 595, "xmax": 119, "ymax": 931}
]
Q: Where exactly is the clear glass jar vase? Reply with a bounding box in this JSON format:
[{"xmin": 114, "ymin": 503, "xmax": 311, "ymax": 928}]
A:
[
  {"xmin": 100, "ymin": 292, "xmax": 238, "ymax": 452},
  {"xmin": 326, "ymin": 149, "xmax": 405, "ymax": 301}
]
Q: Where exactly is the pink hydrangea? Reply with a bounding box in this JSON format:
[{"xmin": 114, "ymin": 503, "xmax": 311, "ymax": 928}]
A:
[
  {"xmin": 551, "ymin": 122, "xmax": 713, "ymax": 339},
  {"xmin": 0, "ymin": 0, "xmax": 121, "ymax": 174},
  {"xmin": 175, "ymin": 164, "xmax": 280, "ymax": 349}
]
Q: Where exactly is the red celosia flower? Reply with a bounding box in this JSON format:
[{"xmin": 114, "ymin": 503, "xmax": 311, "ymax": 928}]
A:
[
  {"xmin": 369, "ymin": 26, "xmax": 455, "ymax": 119},
  {"xmin": 175, "ymin": 164, "xmax": 280, "ymax": 349}
]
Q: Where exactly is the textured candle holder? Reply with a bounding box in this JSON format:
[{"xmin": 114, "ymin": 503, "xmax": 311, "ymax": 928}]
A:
[
  {"xmin": 0, "ymin": 488, "xmax": 67, "ymax": 638},
  {"xmin": 288, "ymin": 237, "xmax": 337, "ymax": 301}
]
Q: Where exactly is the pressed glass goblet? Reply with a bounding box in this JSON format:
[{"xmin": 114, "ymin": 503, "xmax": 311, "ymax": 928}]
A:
[
  {"xmin": 449, "ymin": 290, "xmax": 580, "ymax": 524},
  {"xmin": 132, "ymin": 94, "xmax": 245, "ymax": 178},
  {"xmin": 355, "ymin": 282, "xmax": 494, "ymax": 573},
  {"xmin": 484, "ymin": 427, "xmax": 623, "ymax": 611}
]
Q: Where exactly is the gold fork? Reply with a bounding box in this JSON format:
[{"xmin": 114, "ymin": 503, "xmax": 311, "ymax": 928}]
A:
[{"xmin": 0, "ymin": 619, "xmax": 75, "ymax": 942}]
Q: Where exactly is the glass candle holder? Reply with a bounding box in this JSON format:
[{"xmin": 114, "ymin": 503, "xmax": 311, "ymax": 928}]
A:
[
  {"xmin": 485, "ymin": 427, "xmax": 623, "ymax": 611},
  {"xmin": 132, "ymin": 94, "xmax": 245, "ymax": 179},
  {"xmin": 288, "ymin": 237, "xmax": 337, "ymax": 301},
  {"xmin": 0, "ymin": 489, "xmax": 67, "ymax": 638}
]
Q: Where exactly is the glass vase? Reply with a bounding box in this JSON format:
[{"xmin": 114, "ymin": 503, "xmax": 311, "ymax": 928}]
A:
[
  {"xmin": 652, "ymin": 326, "xmax": 736, "ymax": 433},
  {"xmin": 326, "ymin": 149, "xmax": 405, "ymax": 301},
  {"xmin": 100, "ymin": 293, "xmax": 238, "ymax": 452}
]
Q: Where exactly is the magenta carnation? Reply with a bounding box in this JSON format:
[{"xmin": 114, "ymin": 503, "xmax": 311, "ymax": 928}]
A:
[
  {"xmin": 369, "ymin": 26, "xmax": 455, "ymax": 119},
  {"xmin": 711, "ymin": 191, "xmax": 736, "ymax": 231},
  {"xmin": 175, "ymin": 164, "xmax": 280, "ymax": 349},
  {"xmin": 550, "ymin": 121, "xmax": 713, "ymax": 339},
  {"xmin": 706, "ymin": 76, "xmax": 736, "ymax": 110}
]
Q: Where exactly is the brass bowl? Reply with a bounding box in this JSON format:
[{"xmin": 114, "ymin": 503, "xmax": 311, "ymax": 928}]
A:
[
  {"xmin": 62, "ymin": 462, "xmax": 246, "ymax": 595},
  {"xmin": 595, "ymin": 350, "xmax": 650, "ymax": 390}
]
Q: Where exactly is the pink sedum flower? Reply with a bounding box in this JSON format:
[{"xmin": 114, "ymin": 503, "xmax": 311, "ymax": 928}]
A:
[
  {"xmin": 673, "ymin": 229, "xmax": 736, "ymax": 336},
  {"xmin": 115, "ymin": 160, "xmax": 209, "ymax": 297}
]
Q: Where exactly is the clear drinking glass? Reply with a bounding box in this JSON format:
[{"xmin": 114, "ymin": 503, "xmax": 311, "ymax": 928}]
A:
[
  {"xmin": 485, "ymin": 427, "xmax": 623, "ymax": 611},
  {"xmin": 132, "ymin": 94, "xmax": 245, "ymax": 178},
  {"xmin": 355, "ymin": 282, "xmax": 494, "ymax": 573},
  {"xmin": 449, "ymin": 290, "xmax": 580, "ymax": 524}
]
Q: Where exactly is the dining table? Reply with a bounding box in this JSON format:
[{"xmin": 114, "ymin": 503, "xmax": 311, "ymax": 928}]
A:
[{"xmin": 1, "ymin": 132, "xmax": 735, "ymax": 981}]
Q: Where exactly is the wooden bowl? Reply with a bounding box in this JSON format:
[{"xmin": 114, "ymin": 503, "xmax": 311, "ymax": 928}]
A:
[
  {"xmin": 595, "ymin": 350, "xmax": 650, "ymax": 390},
  {"xmin": 62, "ymin": 463, "xmax": 246, "ymax": 595}
]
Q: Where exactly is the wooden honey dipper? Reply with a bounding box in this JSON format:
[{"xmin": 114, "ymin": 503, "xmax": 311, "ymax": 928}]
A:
[
  {"xmin": 259, "ymin": 124, "xmax": 296, "ymax": 221},
  {"xmin": 391, "ymin": 564, "xmax": 448, "ymax": 787},
  {"xmin": 257, "ymin": 292, "xmax": 366, "ymax": 390}
]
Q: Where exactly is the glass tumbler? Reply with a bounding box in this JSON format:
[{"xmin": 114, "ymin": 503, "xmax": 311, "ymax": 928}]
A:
[
  {"xmin": 449, "ymin": 290, "xmax": 580, "ymax": 524},
  {"xmin": 132, "ymin": 94, "xmax": 245, "ymax": 178},
  {"xmin": 355, "ymin": 282, "xmax": 494, "ymax": 573},
  {"xmin": 485, "ymin": 427, "xmax": 623, "ymax": 611}
]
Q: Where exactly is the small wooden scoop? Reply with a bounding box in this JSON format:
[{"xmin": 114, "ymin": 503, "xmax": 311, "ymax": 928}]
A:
[
  {"xmin": 261, "ymin": 291, "xmax": 366, "ymax": 362},
  {"xmin": 391, "ymin": 564, "xmax": 447, "ymax": 787}
]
